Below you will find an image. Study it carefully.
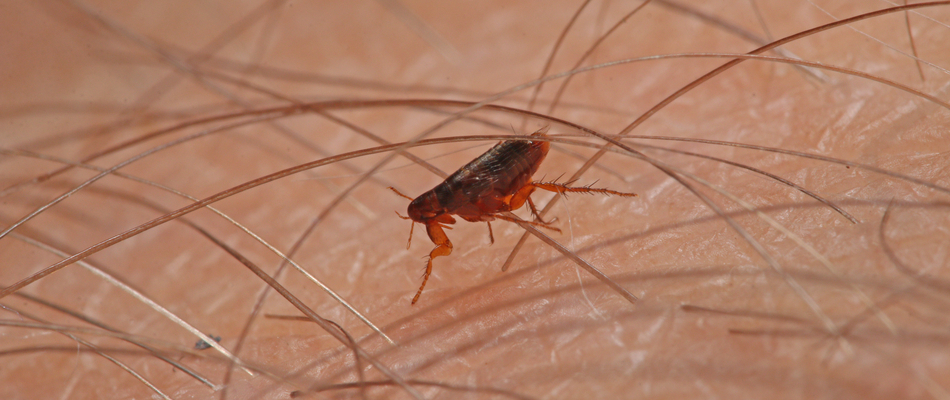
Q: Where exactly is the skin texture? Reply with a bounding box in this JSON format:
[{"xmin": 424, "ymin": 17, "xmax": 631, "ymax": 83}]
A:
[{"xmin": 2, "ymin": 1, "xmax": 950, "ymax": 399}]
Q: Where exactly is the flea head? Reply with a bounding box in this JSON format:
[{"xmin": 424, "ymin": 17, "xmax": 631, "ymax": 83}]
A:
[{"xmin": 407, "ymin": 191, "xmax": 441, "ymax": 222}]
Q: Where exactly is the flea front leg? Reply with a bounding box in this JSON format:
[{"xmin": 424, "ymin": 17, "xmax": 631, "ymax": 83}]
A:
[{"xmin": 413, "ymin": 222, "xmax": 454, "ymax": 304}]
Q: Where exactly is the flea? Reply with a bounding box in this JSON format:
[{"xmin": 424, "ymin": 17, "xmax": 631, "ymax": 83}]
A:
[{"xmin": 391, "ymin": 128, "xmax": 637, "ymax": 304}]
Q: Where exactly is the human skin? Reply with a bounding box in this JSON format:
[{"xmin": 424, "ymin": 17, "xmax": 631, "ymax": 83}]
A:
[{"xmin": 2, "ymin": 1, "xmax": 950, "ymax": 399}]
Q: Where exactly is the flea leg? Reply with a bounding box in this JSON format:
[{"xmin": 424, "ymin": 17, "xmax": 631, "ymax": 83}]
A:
[
  {"xmin": 526, "ymin": 196, "xmax": 556, "ymax": 225},
  {"xmin": 403, "ymin": 220, "xmax": 414, "ymax": 250},
  {"xmin": 508, "ymin": 183, "xmax": 536, "ymax": 211},
  {"xmin": 531, "ymin": 181, "xmax": 638, "ymax": 198},
  {"xmin": 486, "ymin": 221, "xmax": 494, "ymax": 245},
  {"xmin": 507, "ymin": 184, "xmax": 559, "ymax": 231},
  {"xmin": 413, "ymin": 222, "xmax": 454, "ymax": 304},
  {"xmin": 494, "ymin": 213, "xmax": 561, "ymax": 233}
]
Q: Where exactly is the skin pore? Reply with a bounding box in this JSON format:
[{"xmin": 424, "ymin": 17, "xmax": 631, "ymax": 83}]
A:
[{"xmin": 2, "ymin": 1, "xmax": 949, "ymax": 399}]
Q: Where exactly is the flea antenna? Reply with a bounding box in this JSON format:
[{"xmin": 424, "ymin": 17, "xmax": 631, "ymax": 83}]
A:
[{"xmin": 388, "ymin": 186, "xmax": 414, "ymax": 200}]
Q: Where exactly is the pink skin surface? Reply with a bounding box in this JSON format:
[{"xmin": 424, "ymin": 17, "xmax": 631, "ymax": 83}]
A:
[{"xmin": 2, "ymin": 1, "xmax": 950, "ymax": 399}]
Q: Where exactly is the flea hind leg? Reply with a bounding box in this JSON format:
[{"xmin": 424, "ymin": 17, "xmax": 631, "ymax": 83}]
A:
[
  {"xmin": 531, "ymin": 181, "xmax": 638, "ymax": 198},
  {"xmin": 413, "ymin": 222, "xmax": 454, "ymax": 304}
]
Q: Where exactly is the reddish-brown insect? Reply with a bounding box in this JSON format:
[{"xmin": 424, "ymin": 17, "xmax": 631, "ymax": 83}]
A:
[{"xmin": 390, "ymin": 127, "xmax": 637, "ymax": 304}]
